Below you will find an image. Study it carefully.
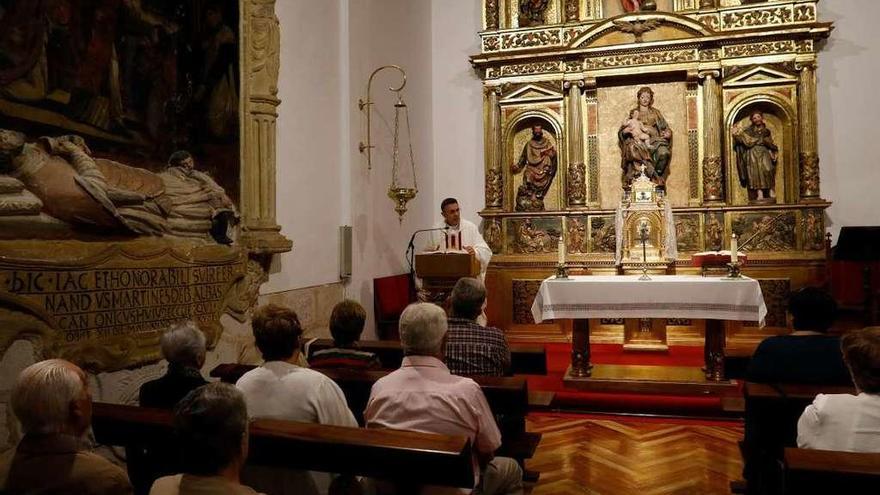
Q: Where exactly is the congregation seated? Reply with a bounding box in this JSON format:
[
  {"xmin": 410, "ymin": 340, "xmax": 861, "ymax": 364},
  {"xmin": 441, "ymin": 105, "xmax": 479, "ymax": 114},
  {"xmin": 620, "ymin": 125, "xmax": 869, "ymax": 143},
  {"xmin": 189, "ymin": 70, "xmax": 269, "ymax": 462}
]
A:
[
  {"xmin": 132, "ymin": 323, "xmax": 209, "ymax": 493},
  {"xmin": 149, "ymin": 382, "xmax": 262, "ymax": 495},
  {"xmin": 746, "ymin": 287, "xmax": 851, "ymax": 385},
  {"xmin": 309, "ymin": 299, "xmax": 381, "ymax": 370},
  {"xmin": 235, "ymin": 303, "xmax": 356, "ymax": 495},
  {"xmin": 798, "ymin": 326, "xmax": 880, "ymax": 452},
  {"xmin": 140, "ymin": 322, "xmax": 209, "ymax": 409},
  {"xmin": 446, "ymin": 277, "xmax": 511, "ymax": 377},
  {"xmin": 365, "ymin": 302, "xmax": 523, "ymax": 495},
  {"xmin": 743, "ymin": 287, "xmax": 852, "ymax": 492},
  {"xmin": 0, "ymin": 359, "xmax": 132, "ymax": 494}
]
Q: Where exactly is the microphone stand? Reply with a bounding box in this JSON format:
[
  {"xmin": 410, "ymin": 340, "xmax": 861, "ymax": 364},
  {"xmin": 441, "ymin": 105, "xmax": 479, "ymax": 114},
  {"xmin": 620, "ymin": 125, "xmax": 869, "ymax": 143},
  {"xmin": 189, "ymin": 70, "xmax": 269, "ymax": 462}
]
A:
[{"xmin": 406, "ymin": 227, "xmax": 449, "ymax": 280}]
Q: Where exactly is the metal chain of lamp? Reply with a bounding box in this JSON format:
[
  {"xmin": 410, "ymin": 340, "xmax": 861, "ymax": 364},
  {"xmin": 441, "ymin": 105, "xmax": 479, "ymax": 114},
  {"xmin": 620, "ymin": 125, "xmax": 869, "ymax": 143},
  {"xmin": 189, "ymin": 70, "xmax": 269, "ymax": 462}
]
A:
[{"xmin": 359, "ymin": 65, "xmax": 418, "ymax": 222}]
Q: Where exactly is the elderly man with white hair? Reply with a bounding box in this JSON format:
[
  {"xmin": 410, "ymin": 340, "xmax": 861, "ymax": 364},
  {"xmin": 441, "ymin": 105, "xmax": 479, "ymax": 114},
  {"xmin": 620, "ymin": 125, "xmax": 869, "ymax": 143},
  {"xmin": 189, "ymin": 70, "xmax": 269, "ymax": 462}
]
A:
[
  {"xmin": 0, "ymin": 359, "xmax": 132, "ymax": 494},
  {"xmin": 140, "ymin": 322, "xmax": 209, "ymax": 409},
  {"xmin": 365, "ymin": 303, "xmax": 523, "ymax": 495}
]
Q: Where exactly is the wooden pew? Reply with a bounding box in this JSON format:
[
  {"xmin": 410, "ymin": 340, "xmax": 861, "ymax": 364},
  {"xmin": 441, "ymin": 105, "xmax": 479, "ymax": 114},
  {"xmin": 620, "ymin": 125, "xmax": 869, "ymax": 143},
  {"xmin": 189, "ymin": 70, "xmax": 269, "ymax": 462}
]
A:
[
  {"xmin": 782, "ymin": 448, "xmax": 880, "ymax": 494},
  {"xmin": 742, "ymin": 382, "xmax": 857, "ymax": 494},
  {"xmin": 210, "ymin": 364, "xmax": 543, "ymax": 481},
  {"xmin": 306, "ymin": 339, "xmax": 548, "ymax": 375},
  {"xmin": 92, "ymin": 402, "xmax": 475, "ymax": 489}
]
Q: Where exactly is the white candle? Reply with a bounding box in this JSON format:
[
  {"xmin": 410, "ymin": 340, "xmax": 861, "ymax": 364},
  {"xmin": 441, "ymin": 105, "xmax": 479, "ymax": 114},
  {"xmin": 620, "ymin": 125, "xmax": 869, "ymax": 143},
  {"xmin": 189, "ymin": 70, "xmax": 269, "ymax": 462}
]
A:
[
  {"xmin": 558, "ymin": 237, "xmax": 566, "ymax": 265},
  {"xmin": 731, "ymin": 233, "xmax": 738, "ymax": 264}
]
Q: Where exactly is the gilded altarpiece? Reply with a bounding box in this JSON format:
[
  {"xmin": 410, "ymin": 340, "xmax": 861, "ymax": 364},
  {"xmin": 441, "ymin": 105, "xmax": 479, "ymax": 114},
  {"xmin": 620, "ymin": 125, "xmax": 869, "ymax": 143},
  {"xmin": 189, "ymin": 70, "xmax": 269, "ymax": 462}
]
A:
[
  {"xmin": 474, "ymin": 0, "xmax": 832, "ymax": 347},
  {"xmin": 0, "ymin": 0, "xmax": 291, "ymax": 372}
]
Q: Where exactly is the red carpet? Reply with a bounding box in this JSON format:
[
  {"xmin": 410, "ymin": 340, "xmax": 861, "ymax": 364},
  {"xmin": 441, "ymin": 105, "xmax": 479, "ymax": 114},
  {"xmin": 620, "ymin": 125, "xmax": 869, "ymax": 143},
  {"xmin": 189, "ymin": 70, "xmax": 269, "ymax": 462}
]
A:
[{"xmin": 524, "ymin": 343, "xmax": 730, "ymax": 416}]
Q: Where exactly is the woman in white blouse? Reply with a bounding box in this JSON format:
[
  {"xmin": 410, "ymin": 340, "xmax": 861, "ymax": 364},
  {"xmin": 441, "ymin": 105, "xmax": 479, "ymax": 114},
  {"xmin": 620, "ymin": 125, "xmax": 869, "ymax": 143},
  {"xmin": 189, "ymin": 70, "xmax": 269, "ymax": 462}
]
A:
[{"xmin": 797, "ymin": 326, "xmax": 880, "ymax": 452}]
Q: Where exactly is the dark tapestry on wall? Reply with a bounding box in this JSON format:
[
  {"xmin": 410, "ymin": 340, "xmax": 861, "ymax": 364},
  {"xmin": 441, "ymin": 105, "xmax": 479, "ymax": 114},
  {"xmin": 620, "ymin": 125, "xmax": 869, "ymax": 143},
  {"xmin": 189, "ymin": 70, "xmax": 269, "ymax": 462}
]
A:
[{"xmin": 0, "ymin": 0, "xmax": 240, "ymax": 206}]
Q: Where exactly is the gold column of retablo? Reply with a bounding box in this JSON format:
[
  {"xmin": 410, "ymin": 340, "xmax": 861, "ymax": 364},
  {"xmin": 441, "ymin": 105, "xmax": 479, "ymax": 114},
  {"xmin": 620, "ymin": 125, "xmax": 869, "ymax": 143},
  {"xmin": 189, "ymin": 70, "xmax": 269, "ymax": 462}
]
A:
[
  {"xmin": 797, "ymin": 62, "xmax": 821, "ymax": 200},
  {"xmin": 701, "ymin": 70, "xmax": 723, "ymax": 203},
  {"xmin": 485, "ymin": 86, "xmax": 503, "ymax": 209},
  {"xmin": 565, "ymin": 80, "xmax": 586, "ymax": 206}
]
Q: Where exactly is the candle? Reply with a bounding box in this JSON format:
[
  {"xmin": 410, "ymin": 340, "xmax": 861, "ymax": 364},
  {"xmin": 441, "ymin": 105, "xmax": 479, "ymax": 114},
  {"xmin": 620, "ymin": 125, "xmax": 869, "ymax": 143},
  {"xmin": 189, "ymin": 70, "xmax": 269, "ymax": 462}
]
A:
[
  {"xmin": 731, "ymin": 233, "xmax": 738, "ymax": 264},
  {"xmin": 558, "ymin": 237, "xmax": 566, "ymax": 265},
  {"xmin": 559, "ymin": 216, "xmax": 567, "ymax": 265}
]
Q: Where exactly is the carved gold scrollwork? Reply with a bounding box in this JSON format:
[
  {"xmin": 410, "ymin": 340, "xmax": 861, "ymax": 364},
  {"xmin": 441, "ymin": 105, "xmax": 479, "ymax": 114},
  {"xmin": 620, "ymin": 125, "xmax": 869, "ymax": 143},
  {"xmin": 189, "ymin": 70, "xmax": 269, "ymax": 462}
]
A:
[
  {"xmin": 485, "ymin": 0, "xmax": 500, "ymax": 30},
  {"xmin": 702, "ymin": 156, "xmax": 723, "ymax": 202},
  {"xmin": 564, "ymin": 0, "xmax": 579, "ymax": 22},
  {"xmin": 799, "ymin": 152, "xmax": 820, "ymax": 198},
  {"xmin": 584, "ymin": 50, "xmax": 697, "ymax": 70},
  {"xmin": 568, "ymin": 217, "xmax": 587, "ymax": 254},
  {"xmin": 567, "ymin": 162, "xmax": 587, "ymax": 205},
  {"xmin": 725, "ymin": 41, "xmax": 794, "ymax": 58},
  {"xmin": 484, "ymin": 218, "xmax": 503, "ymax": 254},
  {"xmin": 500, "ymin": 61, "xmax": 561, "ymax": 76},
  {"xmin": 501, "ymin": 30, "xmax": 561, "ymax": 50},
  {"xmin": 802, "ymin": 209, "xmax": 824, "ymax": 251},
  {"xmin": 486, "ymin": 169, "xmax": 503, "ymax": 208},
  {"xmin": 483, "ymin": 36, "xmax": 500, "ymax": 52},
  {"xmin": 722, "ymin": 7, "xmax": 792, "ymax": 29}
]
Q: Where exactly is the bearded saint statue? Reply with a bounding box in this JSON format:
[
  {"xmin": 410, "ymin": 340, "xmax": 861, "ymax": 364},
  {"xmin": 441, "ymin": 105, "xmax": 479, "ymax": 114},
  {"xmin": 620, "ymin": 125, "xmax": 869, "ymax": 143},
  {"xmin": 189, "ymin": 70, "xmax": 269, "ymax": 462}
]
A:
[{"xmin": 511, "ymin": 125, "xmax": 557, "ymax": 212}]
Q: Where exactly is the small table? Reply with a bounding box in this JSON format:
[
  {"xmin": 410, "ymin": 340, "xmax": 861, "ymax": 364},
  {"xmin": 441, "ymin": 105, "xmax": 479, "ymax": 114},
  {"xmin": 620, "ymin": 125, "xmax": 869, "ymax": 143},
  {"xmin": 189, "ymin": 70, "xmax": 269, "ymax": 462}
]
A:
[{"xmin": 530, "ymin": 275, "xmax": 767, "ymax": 381}]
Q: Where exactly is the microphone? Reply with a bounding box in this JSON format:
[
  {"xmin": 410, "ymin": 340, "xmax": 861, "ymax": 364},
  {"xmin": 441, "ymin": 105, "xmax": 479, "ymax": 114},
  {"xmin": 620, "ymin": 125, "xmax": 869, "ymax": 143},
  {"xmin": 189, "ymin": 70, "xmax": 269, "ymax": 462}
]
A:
[{"xmin": 406, "ymin": 227, "xmax": 450, "ymax": 275}]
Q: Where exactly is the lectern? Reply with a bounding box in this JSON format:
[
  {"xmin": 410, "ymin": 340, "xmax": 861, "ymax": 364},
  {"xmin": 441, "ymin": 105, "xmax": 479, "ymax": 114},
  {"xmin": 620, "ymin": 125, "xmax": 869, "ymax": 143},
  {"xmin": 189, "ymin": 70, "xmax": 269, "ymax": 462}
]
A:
[{"xmin": 415, "ymin": 252, "xmax": 480, "ymax": 303}]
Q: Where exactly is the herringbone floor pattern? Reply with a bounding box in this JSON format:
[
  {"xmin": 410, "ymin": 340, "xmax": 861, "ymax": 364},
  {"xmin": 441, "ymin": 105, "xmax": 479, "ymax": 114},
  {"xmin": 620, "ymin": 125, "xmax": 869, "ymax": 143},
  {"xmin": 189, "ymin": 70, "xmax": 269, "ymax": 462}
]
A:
[{"xmin": 525, "ymin": 414, "xmax": 744, "ymax": 495}]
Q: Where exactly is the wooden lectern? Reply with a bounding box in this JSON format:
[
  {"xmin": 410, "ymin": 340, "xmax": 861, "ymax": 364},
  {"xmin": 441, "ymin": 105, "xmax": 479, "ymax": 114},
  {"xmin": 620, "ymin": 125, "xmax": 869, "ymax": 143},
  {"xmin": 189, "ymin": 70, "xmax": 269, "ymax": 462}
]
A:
[{"xmin": 415, "ymin": 252, "xmax": 480, "ymax": 304}]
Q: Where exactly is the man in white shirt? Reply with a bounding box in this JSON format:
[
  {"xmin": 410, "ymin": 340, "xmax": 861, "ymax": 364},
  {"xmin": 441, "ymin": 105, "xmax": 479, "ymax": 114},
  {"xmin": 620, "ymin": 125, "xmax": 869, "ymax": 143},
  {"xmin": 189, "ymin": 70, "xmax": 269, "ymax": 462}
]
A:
[
  {"xmin": 236, "ymin": 304, "xmax": 357, "ymax": 494},
  {"xmin": 797, "ymin": 326, "xmax": 880, "ymax": 452},
  {"xmin": 427, "ymin": 198, "xmax": 492, "ymax": 281},
  {"xmin": 365, "ymin": 303, "xmax": 523, "ymax": 495}
]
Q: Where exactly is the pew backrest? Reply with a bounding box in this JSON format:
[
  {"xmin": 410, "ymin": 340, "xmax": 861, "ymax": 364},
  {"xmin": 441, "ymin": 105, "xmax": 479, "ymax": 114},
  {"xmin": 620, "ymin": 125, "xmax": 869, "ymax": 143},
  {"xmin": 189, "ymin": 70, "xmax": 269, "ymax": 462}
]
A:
[
  {"xmin": 306, "ymin": 339, "xmax": 548, "ymax": 375},
  {"xmin": 783, "ymin": 448, "xmax": 880, "ymax": 494},
  {"xmin": 92, "ymin": 402, "xmax": 475, "ymax": 488}
]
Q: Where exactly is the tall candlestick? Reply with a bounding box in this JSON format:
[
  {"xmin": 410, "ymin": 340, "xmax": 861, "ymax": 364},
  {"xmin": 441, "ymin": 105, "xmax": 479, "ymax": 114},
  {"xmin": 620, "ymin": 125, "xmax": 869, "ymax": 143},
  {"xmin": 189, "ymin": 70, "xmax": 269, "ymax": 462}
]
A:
[{"xmin": 731, "ymin": 233, "xmax": 738, "ymax": 264}]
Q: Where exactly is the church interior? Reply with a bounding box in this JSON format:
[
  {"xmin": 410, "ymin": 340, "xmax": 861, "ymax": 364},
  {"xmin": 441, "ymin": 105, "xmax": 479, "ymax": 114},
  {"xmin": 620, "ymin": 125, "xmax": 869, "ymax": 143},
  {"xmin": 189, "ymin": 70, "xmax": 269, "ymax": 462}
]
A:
[{"xmin": 0, "ymin": 0, "xmax": 879, "ymax": 494}]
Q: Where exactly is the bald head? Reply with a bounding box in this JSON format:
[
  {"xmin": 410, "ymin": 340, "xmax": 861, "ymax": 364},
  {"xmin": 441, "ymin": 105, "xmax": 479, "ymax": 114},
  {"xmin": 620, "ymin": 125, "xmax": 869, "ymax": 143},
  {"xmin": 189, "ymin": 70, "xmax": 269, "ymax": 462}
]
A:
[{"xmin": 11, "ymin": 359, "xmax": 91, "ymax": 436}]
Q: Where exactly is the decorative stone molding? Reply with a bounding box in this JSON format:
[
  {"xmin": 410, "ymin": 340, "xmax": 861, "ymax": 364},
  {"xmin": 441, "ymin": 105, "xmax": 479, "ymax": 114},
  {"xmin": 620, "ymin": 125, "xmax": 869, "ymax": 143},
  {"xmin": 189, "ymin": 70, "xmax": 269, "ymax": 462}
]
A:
[{"xmin": 240, "ymin": 0, "xmax": 292, "ymax": 255}]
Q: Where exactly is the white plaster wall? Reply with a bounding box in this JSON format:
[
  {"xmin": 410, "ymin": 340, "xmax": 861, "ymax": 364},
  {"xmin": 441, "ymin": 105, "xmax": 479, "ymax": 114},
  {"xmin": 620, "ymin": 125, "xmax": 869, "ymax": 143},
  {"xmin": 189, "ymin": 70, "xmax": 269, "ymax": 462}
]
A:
[
  {"xmin": 264, "ymin": 0, "xmax": 345, "ymax": 292},
  {"xmin": 430, "ymin": 0, "xmax": 486, "ymax": 225},
  {"xmin": 346, "ymin": 0, "xmax": 435, "ymax": 338},
  {"xmin": 817, "ymin": 0, "xmax": 880, "ymax": 241}
]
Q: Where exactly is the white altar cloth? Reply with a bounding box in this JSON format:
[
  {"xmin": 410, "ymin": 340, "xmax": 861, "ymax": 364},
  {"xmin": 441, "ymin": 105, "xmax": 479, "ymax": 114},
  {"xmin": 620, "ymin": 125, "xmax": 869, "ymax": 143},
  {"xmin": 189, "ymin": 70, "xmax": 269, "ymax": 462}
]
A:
[{"xmin": 530, "ymin": 275, "xmax": 767, "ymax": 324}]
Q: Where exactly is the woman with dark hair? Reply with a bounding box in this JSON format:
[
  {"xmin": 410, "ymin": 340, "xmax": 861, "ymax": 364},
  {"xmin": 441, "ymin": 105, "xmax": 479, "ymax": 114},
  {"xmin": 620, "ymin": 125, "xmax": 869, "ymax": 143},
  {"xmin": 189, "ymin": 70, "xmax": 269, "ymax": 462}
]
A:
[{"xmin": 797, "ymin": 327, "xmax": 880, "ymax": 452}]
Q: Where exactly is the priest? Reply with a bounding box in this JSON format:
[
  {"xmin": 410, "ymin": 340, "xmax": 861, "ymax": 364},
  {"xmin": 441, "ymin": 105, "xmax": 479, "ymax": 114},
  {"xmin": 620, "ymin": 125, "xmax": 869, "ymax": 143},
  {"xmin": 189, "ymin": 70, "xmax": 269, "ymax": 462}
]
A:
[{"xmin": 426, "ymin": 198, "xmax": 492, "ymax": 281}]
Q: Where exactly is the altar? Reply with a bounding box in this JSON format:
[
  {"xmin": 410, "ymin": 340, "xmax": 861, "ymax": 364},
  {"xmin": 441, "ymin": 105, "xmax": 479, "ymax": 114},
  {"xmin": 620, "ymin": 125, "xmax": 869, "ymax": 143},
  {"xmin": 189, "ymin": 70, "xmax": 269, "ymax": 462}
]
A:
[{"xmin": 531, "ymin": 275, "xmax": 766, "ymax": 387}]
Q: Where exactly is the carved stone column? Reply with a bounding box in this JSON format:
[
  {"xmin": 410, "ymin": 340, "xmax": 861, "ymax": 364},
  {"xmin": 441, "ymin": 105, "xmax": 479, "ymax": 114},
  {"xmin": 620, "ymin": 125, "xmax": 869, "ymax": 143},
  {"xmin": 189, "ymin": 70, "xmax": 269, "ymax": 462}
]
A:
[
  {"xmin": 239, "ymin": 0, "xmax": 291, "ymax": 254},
  {"xmin": 485, "ymin": 0, "xmax": 499, "ymax": 30},
  {"xmin": 798, "ymin": 62, "xmax": 821, "ymax": 199},
  {"xmin": 485, "ymin": 86, "xmax": 503, "ymax": 209},
  {"xmin": 564, "ymin": 0, "xmax": 579, "ymax": 22},
  {"xmin": 565, "ymin": 80, "xmax": 586, "ymax": 207},
  {"xmin": 700, "ymin": 70, "xmax": 724, "ymax": 203}
]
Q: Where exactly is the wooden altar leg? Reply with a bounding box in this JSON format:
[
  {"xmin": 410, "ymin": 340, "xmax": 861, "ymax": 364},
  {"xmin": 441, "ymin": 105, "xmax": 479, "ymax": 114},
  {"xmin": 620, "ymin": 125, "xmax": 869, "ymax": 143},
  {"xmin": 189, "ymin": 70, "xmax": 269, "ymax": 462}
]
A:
[
  {"xmin": 704, "ymin": 319, "xmax": 726, "ymax": 381},
  {"xmin": 570, "ymin": 319, "xmax": 593, "ymax": 377}
]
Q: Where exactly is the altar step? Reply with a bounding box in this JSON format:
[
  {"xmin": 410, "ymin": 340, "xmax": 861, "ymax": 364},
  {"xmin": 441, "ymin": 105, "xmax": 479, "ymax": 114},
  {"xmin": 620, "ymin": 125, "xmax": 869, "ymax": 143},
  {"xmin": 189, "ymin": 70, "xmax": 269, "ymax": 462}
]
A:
[{"xmin": 563, "ymin": 364, "xmax": 739, "ymax": 397}]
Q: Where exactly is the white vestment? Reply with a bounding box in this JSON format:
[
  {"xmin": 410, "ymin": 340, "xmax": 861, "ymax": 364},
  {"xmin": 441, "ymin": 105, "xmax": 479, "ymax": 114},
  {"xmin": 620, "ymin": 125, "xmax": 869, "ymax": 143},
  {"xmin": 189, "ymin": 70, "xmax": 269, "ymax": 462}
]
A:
[{"xmin": 427, "ymin": 218, "xmax": 492, "ymax": 280}]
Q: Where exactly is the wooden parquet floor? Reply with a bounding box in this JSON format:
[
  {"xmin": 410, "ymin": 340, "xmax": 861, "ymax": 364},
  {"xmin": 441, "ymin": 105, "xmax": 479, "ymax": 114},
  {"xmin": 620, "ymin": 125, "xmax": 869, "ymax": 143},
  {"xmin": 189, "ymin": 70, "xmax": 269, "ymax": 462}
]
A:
[{"xmin": 526, "ymin": 414, "xmax": 744, "ymax": 495}]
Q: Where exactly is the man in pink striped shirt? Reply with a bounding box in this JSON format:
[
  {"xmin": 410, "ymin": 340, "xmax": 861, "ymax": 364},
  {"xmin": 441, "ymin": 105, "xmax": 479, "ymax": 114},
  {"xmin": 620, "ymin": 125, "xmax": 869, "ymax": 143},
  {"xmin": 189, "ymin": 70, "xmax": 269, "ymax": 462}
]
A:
[{"xmin": 365, "ymin": 303, "xmax": 523, "ymax": 495}]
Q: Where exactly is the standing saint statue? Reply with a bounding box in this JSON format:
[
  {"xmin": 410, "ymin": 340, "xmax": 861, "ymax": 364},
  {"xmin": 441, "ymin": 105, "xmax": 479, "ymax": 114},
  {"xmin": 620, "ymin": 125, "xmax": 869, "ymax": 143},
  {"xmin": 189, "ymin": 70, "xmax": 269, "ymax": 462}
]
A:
[
  {"xmin": 518, "ymin": 0, "xmax": 550, "ymax": 27},
  {"xmin": 511, "ymin": 125, "xmax": 557, "ymax": 211},
  {"xmin": 733, "ymin": 110, "xmax": 778, "ymax": 203},
  {"xmin": 618, "ymin": 87, "xmax": 673, "ymax": 191}
]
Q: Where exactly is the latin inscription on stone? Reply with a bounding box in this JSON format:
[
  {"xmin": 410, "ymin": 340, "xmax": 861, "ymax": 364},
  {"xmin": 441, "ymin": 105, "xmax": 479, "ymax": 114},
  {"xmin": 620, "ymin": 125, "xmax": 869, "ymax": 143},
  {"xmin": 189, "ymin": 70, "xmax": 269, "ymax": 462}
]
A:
[{"xmin": 2, "ymin": 263, "xmax": 243, "ymax": 345}]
